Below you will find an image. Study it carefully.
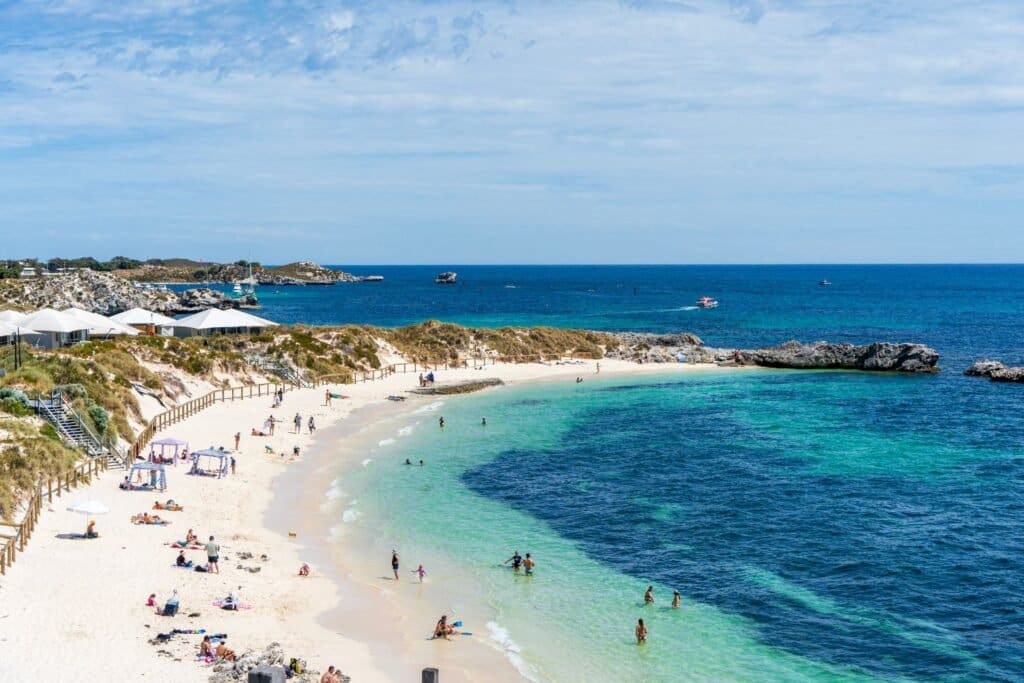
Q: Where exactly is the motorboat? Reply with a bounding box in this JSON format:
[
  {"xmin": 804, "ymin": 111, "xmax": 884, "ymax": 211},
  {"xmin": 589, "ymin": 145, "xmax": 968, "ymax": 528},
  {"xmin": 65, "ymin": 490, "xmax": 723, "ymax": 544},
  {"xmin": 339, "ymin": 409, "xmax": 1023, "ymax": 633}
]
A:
[
  {"xmin": 435, "ymin": 271, "xmax": 458, "ymax": 284},
  {"xmin": 696, "ymin": 296, "xmax": 719, "ymax": 309},
  {"xmin": 819, "ymin": 279, "xmax": 832, "ymax": 287}
]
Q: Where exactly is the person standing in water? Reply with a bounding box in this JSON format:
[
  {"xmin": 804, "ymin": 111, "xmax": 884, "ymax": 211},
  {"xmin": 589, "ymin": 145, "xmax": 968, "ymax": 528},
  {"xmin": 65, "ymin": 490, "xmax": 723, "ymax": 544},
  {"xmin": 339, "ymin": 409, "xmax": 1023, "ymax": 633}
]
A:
[
  {"xmin": 414, "ymin": 564, "xmax": 426, "ymax": 583},
  {"xmin": 505, "ymin": 550, "xmax": 523, "ymax": 572},
  {"xmin": 596, "ymin": 362, "xmax": 601, "ymax": 374},
  {"xmin": 481, "ymin": 417, "xmax": 487, "ymax": 426},
  {"xmin": 672, "ymin": 591, "xmax": 681, "ymax": 608},
  {"xmin": 439, "ymin": 416, "xmax": 445, "ymax": 428},
  {"xmin": 391, "ymin": 550, "xmax": 400, "ymax": 581},
  {"xmin": 644, "ymin": 586, "xmax": 654, "ymax": 605},
  {"xmin": 523, "ymin": 553, "xmax": 535, "ymax": 575},
  {"xmin": 636, "ymin": 618, "xmax": 647, "ymax": 644}
]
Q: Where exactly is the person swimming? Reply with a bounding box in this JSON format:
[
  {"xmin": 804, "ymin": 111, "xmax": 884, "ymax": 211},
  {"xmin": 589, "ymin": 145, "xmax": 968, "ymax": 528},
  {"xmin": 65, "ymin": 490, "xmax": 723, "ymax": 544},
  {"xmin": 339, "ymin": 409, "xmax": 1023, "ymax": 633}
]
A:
[{"xmin": 404, "ymin": 458, "xmax": 412, "ymax": 465}]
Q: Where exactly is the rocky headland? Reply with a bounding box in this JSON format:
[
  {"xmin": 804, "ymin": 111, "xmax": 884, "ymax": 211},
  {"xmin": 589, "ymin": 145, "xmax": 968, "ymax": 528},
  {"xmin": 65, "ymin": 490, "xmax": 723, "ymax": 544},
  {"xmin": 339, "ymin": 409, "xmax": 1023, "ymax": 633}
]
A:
[
  {"xmin": 0, "ymin": 270, "xmax": 259, "ymax": 315},
  {"xmin": 964, "ymin": 360, "xmax": 1024, "ymax": 382},
  {"xmin": 608, "ymin": 333, "xmax": 940, "ymax": 373}
]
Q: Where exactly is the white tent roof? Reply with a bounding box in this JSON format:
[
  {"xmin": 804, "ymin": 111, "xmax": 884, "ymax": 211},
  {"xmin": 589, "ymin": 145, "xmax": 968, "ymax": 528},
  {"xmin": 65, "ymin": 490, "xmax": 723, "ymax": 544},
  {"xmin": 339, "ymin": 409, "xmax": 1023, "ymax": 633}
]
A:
[
  {"xmin": 0, "ymin": 310, "xmax": 27, "ymax": 324},
  {"xmin": 0, "ymin": 320, "xmax": 38, "ymax": 337},
  {"xmin": 109, "ymin": 307, "xmax": 177, "ymax": 326},
  {"xmin": 174, "ymin": 308, "xmax": 278, "ymax": 330},
  {"xmin": 19, "ymin": 308, "xmax": 89, "ymax": 334},
  {"xmin": 63, "ymin": 307, "xmax": 140, "ymax": 336}
]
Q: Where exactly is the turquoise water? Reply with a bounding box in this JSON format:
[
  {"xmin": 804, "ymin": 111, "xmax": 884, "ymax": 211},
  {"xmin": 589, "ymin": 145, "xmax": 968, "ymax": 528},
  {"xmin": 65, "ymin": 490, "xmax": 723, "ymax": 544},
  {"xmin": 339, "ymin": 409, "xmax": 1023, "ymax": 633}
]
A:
[{"xmin": 331, "ymin": 369, "xmax": 1023, "ymax": 682}]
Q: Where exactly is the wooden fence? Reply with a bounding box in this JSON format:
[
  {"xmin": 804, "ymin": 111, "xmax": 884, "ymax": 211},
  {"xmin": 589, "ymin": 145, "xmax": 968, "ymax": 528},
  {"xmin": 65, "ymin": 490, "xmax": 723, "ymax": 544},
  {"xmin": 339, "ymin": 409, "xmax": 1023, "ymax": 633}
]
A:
[
  {"xmin": 0, "ymin": 351, "xmax": 593, "ymax": 576},
  {"xmin": 0, "ymin": 457, "xmax": 106, "ymax": 575}
]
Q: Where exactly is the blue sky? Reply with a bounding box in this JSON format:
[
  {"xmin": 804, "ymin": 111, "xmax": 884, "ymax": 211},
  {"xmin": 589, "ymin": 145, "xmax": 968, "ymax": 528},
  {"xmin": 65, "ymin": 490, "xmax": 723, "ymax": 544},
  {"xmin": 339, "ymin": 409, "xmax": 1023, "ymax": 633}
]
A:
[{"xmin": 0, "ymin": 0, "xmax": 1022, "ymax": 264}]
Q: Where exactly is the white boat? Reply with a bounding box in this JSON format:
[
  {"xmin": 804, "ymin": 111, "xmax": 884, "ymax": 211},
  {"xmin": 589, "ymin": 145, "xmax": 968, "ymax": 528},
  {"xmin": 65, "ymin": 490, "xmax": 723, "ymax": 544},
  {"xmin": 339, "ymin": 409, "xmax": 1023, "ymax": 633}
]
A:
[
  {"xmin": 696, "ymin": 296, "xmax": 719, "ymax": 309},
  {"xmin": 435, "ymin": 271, "xmax": 458, "ymax": 284},
  {"xmin": 232, "ymin": 282, "xmax": 243, "ymax": 295},
  {"xmin": 819, "ymin": 279, "xmax": 832, "ymax": 287}
]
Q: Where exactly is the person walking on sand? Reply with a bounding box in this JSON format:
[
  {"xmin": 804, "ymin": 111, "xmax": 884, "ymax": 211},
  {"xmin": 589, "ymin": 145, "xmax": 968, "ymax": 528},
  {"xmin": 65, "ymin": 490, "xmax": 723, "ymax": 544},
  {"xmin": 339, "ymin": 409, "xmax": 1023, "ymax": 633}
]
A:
[
  {"xmin": 672, "ymin": 590, "xmax": 681, "ymax": 609},
  {"xmin": 636, "ymin": 618, "xmax": 647, "ymax": 644},
  {"xmin": 414, "ymin": 564, "xmax": 426, "ymax": 583},
  {"xmin": 268, "ymin": 415, "xmax": 276, "ymax": 436},
  {"xmin": 644, "ymin": 585, "xmax": 654, "ymax": 605},
  {"xmin": 294, "ymin": 413, "xmax": 302, "ymax": 434},
  {"xmin": 596, "ymin": 362, "xmax": 601, "ymax": 374},
  {"xmin": 391, "ymin": 550, "xmax": 400, "ymax": 580},
  {"xmin": 230, "ymin": 456, "xmax": 236, "ymax": 475},
  {"xmin": 308, "ymin": 416, "xmax": 316, "ymax": 434},
  {"xmin": 206, "ymin": 536, "xmax": 220, "ymax": 574},
  {"xmin": 325, "ymin": 389, "xmax": 332, "ymax": 407},
  {"xmin": 233, "ymin": 432, "xmax": 240, "ymax": 450}
]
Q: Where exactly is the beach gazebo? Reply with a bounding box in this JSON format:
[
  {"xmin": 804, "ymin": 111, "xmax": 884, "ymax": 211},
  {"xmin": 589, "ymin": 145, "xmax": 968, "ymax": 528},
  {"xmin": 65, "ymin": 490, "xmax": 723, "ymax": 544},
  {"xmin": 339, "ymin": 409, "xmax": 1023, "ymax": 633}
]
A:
[
  {"xmin": 125, "ymin": 462, "xmax": 168, "ymax": 491},
  {"xmin": 148, "ymin": 436, "xmax": 188, "ymax": 467},
  {"xmin": 18, "ymin": 308, "xmax": 89, "ymax": 349},
  {"xmin": 189, "ymin": 448, "xmax": 230, "ymax": 478},
  {"xmin": 110, "ymin": 307, "xmax": 177, "ymax": 336},
  {"xmin": 172, "ymin": 308, "xmax": 278, "ymax": 338},
  {"xmin": 63, "ymin": 307, "xmax": 140, "ymax": 338}
]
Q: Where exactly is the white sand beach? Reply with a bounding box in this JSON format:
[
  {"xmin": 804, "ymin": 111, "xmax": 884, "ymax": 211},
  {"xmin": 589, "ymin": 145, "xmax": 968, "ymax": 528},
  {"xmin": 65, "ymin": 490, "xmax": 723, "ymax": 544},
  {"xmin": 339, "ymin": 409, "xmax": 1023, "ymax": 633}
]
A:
[{"xmin": 0, "ymin": 359, "xmax": 722, "ymax": 682}]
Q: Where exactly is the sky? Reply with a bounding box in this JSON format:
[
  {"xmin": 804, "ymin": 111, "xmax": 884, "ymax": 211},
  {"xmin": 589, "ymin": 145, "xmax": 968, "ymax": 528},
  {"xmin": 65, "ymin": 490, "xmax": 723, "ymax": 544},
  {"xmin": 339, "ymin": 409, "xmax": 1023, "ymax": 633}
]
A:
[{"xmin": 0, "ymin": 0, "xmax": 1022, "ymax": 264}]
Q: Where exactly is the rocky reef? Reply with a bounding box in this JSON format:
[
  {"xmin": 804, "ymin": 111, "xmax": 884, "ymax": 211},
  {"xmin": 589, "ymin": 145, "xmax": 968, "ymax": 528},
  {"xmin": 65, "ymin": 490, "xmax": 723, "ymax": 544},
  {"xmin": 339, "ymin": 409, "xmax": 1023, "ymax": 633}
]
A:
[
  {"xmin": 964, "ymin": 360, "xmax": 1024, "ymax": 382},
  {"xmin": 608, "ymin": 333, "xmax": 940, "ymax": 373},
  {"xmin": 410, "ymin": 378, "xmax": 505, "ymax": 395},
  {"xmin": 0, "ymin": 270, "xmax": 259, "ymax": 315}
]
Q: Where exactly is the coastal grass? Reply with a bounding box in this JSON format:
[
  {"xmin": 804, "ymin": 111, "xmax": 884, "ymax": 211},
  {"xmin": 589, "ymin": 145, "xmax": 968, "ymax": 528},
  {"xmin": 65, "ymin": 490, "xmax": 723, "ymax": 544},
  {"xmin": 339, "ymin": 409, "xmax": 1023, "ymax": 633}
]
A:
[{"xmin": 0, "ymin": 321, "xmax": 615, "ymax": 514}]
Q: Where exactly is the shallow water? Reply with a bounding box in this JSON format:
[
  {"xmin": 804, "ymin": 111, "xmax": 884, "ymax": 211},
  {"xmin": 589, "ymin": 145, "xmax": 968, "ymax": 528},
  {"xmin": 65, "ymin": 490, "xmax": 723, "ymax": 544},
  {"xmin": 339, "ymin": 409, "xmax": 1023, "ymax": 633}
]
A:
[{"xmin": 328, "ymin": 370, "xmax": 1024, "ymax": 682}]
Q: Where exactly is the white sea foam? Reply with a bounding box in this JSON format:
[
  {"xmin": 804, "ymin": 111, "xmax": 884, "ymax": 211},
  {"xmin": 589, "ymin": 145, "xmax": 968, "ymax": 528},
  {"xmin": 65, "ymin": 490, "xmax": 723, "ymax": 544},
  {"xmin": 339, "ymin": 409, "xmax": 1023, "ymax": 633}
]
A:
[
  {"xmin": 377, "ymin": 438, "xmax": 395, "ymax": 447},
  {"xmin": 485, "ymin": 621, "xmax": 538, "ymax": 682},
  {"xmin": 361, "ymin": 458, "xmax": 373, "ymax": 466},
  {"xmin": 342, "ymin": 508, "xmax": 361, "ymax": 523},
  {"xmin": 398, "ymin": 425, "xmax": 415, "ymax": 437},
  {"xmin": 413, "ymin": 400, "xmax": 445, "ymax": 414},
  {"xmin": 328, "ymin": 524, "xmax": 346, "ymax": 542}
]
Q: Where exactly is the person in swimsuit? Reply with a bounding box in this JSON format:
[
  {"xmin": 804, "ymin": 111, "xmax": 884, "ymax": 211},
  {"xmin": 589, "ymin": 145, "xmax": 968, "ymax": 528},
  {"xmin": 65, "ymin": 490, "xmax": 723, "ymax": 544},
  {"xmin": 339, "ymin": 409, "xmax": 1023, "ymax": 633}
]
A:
[
  {"xmin": 636, "ymin": 618, "xmax": 647, "ymax": 644},
  {"xmin": 505, "ymin": 550, "xmax": 523, "ymax": 572},
  {"xmin": 415, "ymin": 564, "xmax": 426, "ymax": 583},
  {"xmin": 392, "ymin": 551, "xmax": 400, "ymax": 581},
  {"xmin": 672, "ymin": 591, "xmax": 681, "ymax": 609},
  {"xmin": 199, "ymin": 635, "xmax": 213, "ymax": 657},
  {"xmin": 523, "ymin": 553, "xmax": 535, "ymax": 575},
  {"xmin": 433, "ymin": 615, "xmax": 454, "ymax": 640},
  {"xmin": 439, "ymin": 416, "xmax": 445, "ymax": 428},
  {"xmin": 644, "ymin": 586, "xmax": 654, "ymax": 605}
]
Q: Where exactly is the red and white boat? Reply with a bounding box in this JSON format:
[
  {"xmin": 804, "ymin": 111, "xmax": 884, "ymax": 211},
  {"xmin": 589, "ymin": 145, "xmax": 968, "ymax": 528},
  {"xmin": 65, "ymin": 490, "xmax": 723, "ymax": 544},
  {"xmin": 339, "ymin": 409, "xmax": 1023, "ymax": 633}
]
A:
[{"xmin": 696, "ymin": 296, "xmax": 719, "ymax": 309}]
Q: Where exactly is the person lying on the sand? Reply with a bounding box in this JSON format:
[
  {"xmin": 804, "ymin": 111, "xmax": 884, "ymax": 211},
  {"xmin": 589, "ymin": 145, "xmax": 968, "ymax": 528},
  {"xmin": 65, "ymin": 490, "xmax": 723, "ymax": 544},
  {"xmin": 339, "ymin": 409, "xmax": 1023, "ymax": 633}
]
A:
[
  {"xmin": 153, "ymin": 499, "xmax": 183, "ymax": 511},
  {"xmin": 251, "ymin": 428, "xmax": 268, "ymax": 436},
  {"xmin": 132, "ymin": 512, "xmax": 169, "ymax": 525},
  {"xmin": 215, "ymin": 641, "xmax": 237, "ymax": 661}
]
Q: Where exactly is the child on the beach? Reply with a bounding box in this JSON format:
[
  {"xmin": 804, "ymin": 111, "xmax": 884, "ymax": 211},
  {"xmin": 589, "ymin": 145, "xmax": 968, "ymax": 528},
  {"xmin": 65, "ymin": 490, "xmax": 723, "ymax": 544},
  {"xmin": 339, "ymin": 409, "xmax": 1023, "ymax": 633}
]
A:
[{"xmin": 413, "ymin": 564, "xmax": 426, "ymax": 583}]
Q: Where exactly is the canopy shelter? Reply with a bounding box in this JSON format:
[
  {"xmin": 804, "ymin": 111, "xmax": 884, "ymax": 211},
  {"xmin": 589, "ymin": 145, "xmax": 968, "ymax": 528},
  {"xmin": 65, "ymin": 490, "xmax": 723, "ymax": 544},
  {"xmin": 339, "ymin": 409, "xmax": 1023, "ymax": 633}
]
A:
[
  {"xmin": 0, "ymin": 320, "xmax": 40, "ymax": 347},
  {"xmin": 148, "ymin": 436, "xmax": 188, "ymax": 467},
  {"xmin": 110, "ymin": 307, "xmax": 177, "ymax": 336},
  {"xmin": 0, "ymin": 310, "xmax": 27, "ymax": 324},
  {"xmin": 62, "ymin": 307, "xmax": 140, "ymax": 338},
  {"xmin": 172, "ymin": 308, "xmax": 278, "ymax": 338},
  {"xmin": 190, "ymin": 448, "xmax": 230, "ymax": 478},
  {"xmin": 123, "ymin": 461, "xmax": 168, "ymax": 491},
  {"xmin": 18, "ymin": 308, "xmax": 89, "ymax": 349}
]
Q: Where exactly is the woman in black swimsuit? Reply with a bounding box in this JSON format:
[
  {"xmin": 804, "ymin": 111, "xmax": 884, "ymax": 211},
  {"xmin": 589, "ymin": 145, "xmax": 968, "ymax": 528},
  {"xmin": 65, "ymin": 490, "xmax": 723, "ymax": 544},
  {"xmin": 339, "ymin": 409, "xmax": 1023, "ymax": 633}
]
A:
[{"xmin": 392, "ymin": 551, "xmax": 400, "ymax": 581}]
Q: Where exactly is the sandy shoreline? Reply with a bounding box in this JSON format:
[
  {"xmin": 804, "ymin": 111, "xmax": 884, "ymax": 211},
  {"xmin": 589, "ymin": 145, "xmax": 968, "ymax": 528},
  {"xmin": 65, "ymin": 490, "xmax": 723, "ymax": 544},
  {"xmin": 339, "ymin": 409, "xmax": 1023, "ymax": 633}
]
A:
[{"xmin": 0, "ymin": 359, "xmax": 730, "ymax": 681}]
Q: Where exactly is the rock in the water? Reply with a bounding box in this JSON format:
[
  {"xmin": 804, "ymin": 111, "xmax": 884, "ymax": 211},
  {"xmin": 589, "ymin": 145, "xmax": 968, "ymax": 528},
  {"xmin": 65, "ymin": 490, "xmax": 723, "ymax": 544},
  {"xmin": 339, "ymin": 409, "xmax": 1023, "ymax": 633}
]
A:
[
  {"xmin": 178, "ymin": 287, "xmax": 258, "ymax": 311},
  {"xmin": 607, "ymin": 333, "xmax": 940, "ymax": 373},
  {"xmin": 410, "ymin": 378, "xmax": 504, "ymax": 395},
  {"xmin": 964, "ymin": 359, "xmax": 1008, "ymax": 377},
  {"xmin": 965, "ymin": 359, "xmax": 1024, "ymax": 382},
  {"xmin": 737, "ymin": 341, "xmax": 940, "ymax": 373}
]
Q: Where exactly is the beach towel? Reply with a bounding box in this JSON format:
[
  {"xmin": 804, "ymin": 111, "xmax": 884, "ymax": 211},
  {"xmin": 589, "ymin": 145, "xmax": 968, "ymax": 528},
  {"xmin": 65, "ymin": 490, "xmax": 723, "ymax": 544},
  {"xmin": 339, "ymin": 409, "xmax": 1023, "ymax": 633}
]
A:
[{"xmin": 329, "ymin": 393, "xmax": 349, "ymax": 399}]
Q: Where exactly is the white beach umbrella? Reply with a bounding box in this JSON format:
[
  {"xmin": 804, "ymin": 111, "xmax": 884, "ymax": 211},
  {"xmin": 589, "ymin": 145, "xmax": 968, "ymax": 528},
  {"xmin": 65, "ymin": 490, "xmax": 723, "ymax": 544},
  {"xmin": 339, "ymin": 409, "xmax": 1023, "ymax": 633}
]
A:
[{"xmin": 66, "ymin": 500, "xmax": 110, "ymax": 516}]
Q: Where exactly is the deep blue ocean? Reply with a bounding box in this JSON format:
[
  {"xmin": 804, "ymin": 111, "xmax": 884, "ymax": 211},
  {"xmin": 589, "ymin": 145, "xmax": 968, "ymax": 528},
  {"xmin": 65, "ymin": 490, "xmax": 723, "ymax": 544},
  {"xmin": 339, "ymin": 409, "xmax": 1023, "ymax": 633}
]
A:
[{"xmin": 202, "ymin": 265, "xmax": 1024, "ymax": 681}]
